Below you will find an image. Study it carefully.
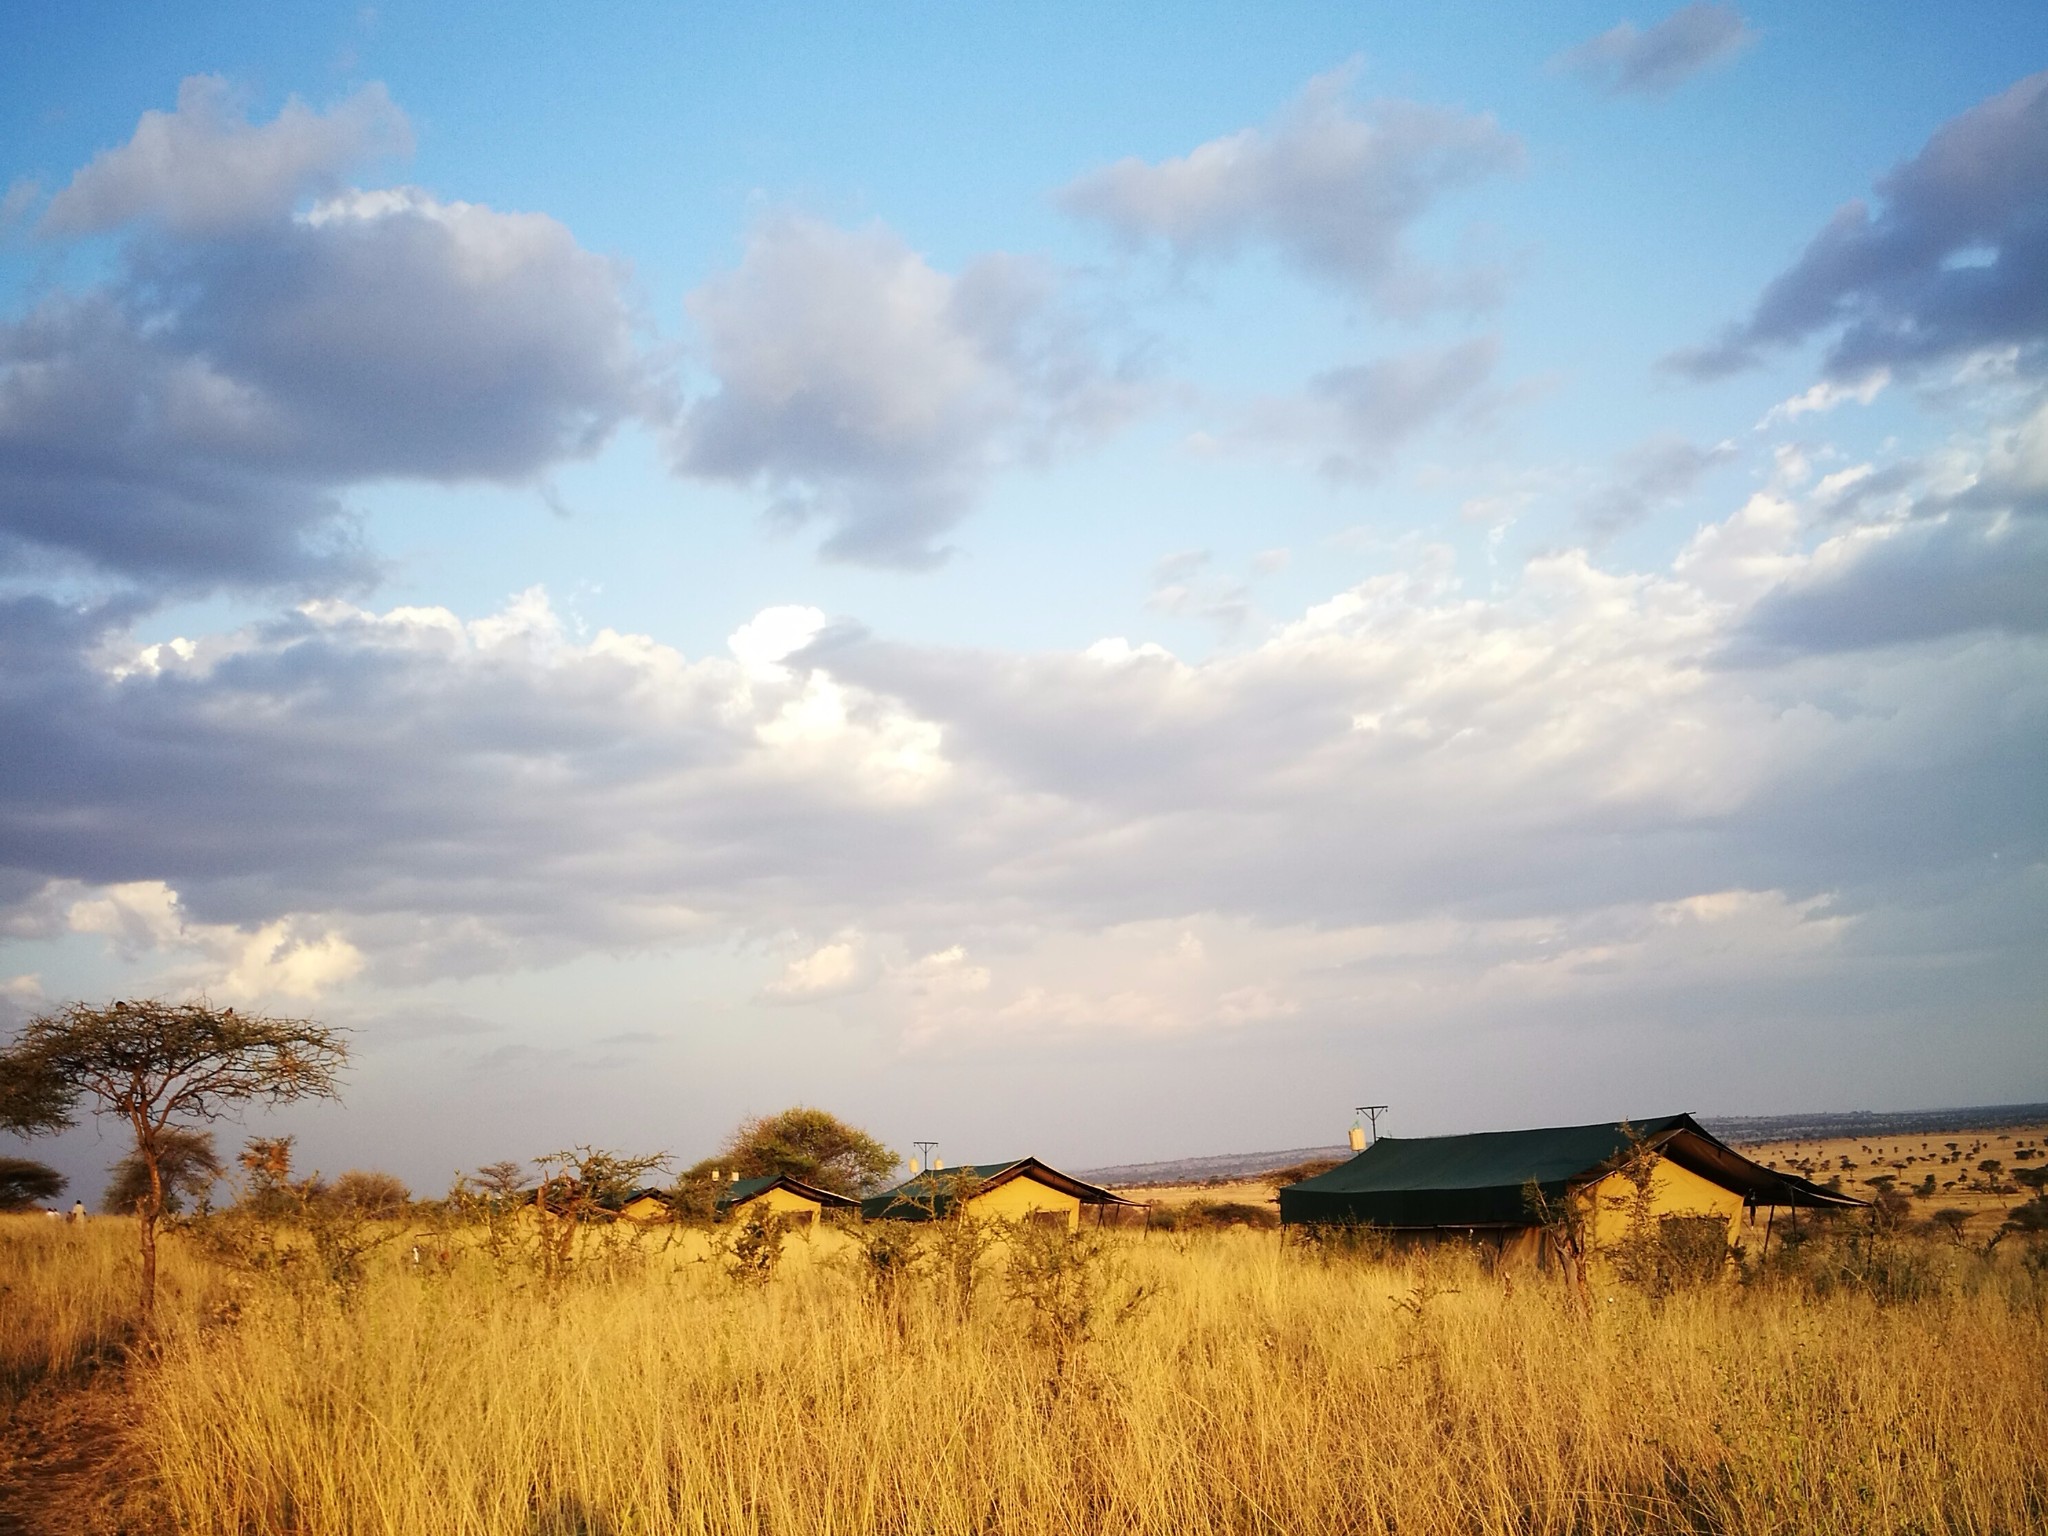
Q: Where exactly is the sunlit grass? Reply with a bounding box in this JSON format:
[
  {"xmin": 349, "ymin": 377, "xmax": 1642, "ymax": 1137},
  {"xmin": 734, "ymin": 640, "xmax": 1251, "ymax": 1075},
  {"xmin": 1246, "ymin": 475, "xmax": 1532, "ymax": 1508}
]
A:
[
  {"xmin": 118, "ymin": 1223, "xmax": 2048, "ymax": 1536},
  {"xmin": 0, "ymin": 1214, "xmax": 215, "ymax": 1397}
]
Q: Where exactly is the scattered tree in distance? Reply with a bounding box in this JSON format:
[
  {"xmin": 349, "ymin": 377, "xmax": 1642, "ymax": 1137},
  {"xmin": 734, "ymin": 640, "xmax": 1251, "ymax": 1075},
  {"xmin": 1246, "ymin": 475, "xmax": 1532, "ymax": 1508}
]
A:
[
  {"xmin": 0, "ymin": 1155, "xmax": 65, "ymax": 1211},
  {"xmin": 325, "ymin": 1169, "xmax": 411, "ymax": 1218},
  {"xmin": 694, "ymin": 1107, "xmax": 896, "ymax": 1196},
  {"xmin": 105, "ymin": 1127, "xmax": 224, "ymax": 1216}
]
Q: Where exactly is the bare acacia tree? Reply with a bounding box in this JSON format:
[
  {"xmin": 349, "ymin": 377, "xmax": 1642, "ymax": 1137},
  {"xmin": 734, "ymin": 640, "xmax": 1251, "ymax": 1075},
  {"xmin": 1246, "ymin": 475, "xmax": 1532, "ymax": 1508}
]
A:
[
  {"xmin": 0, "ymin": 998, "xmax": 346, "ymax": 1322},
  {"xmin": 530, "ymin": 1146, "xmax": 668, "ymax": 1285}
]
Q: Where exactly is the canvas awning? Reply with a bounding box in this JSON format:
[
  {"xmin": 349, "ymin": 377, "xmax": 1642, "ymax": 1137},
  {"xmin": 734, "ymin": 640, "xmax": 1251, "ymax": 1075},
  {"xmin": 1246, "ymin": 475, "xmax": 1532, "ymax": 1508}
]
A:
[{"xmin": 1278, "ymin": 1113, "xmax": 1864, "ymax": 1228}]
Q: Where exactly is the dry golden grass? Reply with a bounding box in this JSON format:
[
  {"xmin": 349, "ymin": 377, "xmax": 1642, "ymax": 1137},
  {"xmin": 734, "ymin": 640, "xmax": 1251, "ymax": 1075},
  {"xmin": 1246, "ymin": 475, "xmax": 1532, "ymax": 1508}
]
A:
[
  {"xmin": 115, "ymin": 1223, "xmax": 2048, "ymax": 1536},
  {"xmin": 0, "ymin": 1215, "xmax": 215, "ymax": 1396},
  {"xmin": 1113, "ymin": 1178, "xmax": 1281, "ymax": 1209}
]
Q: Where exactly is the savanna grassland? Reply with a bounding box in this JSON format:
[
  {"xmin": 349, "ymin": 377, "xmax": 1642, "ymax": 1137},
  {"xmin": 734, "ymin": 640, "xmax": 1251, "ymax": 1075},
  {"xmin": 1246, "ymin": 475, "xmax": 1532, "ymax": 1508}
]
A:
[{"xmin": 4, "ymin": 1207, "xmax": 2047, "ymax": 1536}]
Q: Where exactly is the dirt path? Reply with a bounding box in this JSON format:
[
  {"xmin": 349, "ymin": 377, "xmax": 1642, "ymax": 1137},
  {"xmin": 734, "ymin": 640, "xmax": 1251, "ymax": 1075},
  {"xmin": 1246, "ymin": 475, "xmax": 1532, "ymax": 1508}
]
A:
[{"xmin": 0, "ymin": 1369, "xmax": 161, "ymax": 1536}]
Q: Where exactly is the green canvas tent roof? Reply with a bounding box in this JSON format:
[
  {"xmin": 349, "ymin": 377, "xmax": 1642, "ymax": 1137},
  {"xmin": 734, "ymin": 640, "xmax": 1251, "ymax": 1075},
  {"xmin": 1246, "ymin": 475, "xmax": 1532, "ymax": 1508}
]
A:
[
  {"xmin": 716, "ymin": 1173, "xmax": 859, "ymax": 1211},
  {"xmin": 1278, "ymin": 1113, "xmax": 1864, "ymax": 1229},
  {"xmin": 862, "ymin": 1157, "xmax": 1137, "ymax": 1221}
]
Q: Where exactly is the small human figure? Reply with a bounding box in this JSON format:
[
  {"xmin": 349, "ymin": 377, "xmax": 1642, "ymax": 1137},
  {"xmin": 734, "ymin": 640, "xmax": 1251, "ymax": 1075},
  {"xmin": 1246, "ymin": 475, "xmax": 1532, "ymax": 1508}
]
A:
[{"xmin": 68, "ymin": 1199, "xmax": 86, "ymax": 1223}]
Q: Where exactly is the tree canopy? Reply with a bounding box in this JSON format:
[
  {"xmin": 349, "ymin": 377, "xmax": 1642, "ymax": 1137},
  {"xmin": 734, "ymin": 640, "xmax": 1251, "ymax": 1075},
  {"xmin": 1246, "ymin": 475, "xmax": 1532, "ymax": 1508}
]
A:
[
  {"xmin": 0, "ymin": 1155, "xmax": 65, "ymax": 1211},
  {"xmin": 0, "ymin": 1000, "xmax": 346, "ymax": 1137},
  {"xmin": 700, "ymin": 1107, "xmax": 897, "ymax": 1196}
]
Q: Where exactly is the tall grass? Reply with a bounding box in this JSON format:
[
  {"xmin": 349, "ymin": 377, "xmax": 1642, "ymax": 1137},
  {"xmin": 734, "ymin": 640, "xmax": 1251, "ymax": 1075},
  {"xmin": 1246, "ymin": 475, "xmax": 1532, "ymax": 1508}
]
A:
[
  {"xmin": 132, "ymin": 1227, "xmax": 2047, "ymax": 1536},
  {"xmin": 0, "ymin": 1214, "xmax": 214, "ymax": 1397}
]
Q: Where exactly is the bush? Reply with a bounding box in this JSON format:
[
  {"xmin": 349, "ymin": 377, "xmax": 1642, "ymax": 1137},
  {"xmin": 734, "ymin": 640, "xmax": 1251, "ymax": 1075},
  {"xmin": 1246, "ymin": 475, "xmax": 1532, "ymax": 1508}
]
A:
[
  {"xmin": 2003, "ymin": 1197, "xmax": 2048, "ymax": 1237},
  {"xmin": 723, "ymin": 1208, "xmax": 784, "ymax": 1287},
  {"xmin": 1764, "ymin": 1217, "xmax": 1944, "ymax": 1304},
  {"xmin": 323, "ymin": 1169, "xmax": 410, "ymax": 1219},
  {"xmin": 1285, "ymin": 1218, "xmax": 1392, "ymax": 1263},
  {"xmin": 855, "ymin": 1221, "xmax": 924, "ymax": 1317},
  {"xmin": 1148, "ymin": 1199, "xmax": 1279, "ymax": 1233},
  {"xmin": 1004, "ymin": 1223, "xmax": 1150, "ymax": 1372},
  {"xmin": 1264, "ymin": 1158, "xmax": 1345, "ymax": 1188}
]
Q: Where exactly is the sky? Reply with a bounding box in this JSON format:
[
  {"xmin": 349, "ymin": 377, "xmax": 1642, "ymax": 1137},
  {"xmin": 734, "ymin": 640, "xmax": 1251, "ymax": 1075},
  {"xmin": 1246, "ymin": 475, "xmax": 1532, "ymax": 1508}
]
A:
[{"xmin": 2, "ymin": 3, "xmax": 2044, "ymax": 1201}]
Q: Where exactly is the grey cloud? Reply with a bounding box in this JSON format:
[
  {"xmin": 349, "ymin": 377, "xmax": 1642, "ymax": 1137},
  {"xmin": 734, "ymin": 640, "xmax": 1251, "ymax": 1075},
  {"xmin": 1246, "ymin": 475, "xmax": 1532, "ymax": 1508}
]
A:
[
  {"xmin": 673, "ymin": 215, "xmax": 1136, "ymax": 568},
  {"xmin": 1243, "ymin": 336, "xmax": 1499, "ymax": 477},
  {"xmin": 1811, "ymin": 460, "xmax": 1920, "ymax": 523},
  {"xmin": 0, "ymin": 594, "xmax": 974, "ymax": 975},
  {"xmin": 42, "ymin": 76, "xmax": 410, "ymax": 238},
  {"xmin": 1741, "ymin": 514, "xmax": 2048, "ymax": 654},
  {"xmin": 1733, "ymin": 400, "xmax": 2048, "ymax": 655},
  {"xmin": 1311, "ymin": 337, "xmax": 1499, "ymax": 468},
  {"xmin": 355, "ymin": 1006, "xmax": 505, "ymax": 1042},
  {"xmin": 1146, "ymin": 549, "xmax": 1250, "ymax": 632},
  {"xmin": 1557, "ymin": 5, "xmax": 1753, "ymax": 99},
  {"xmin": 4, "ymin": 177, "xmax": 649, "ymax": 590},
  {"xmin": 1674, "ymin": 71, "xmax": 2048, "ymax": 379},
  {"xmin": 1580, "ymin": 434, "xmax": 1738, "ymax": 539},
  {"xmin": 1059, "ymin": 67, "xmax": 1521, "ymax": 313},
  {"xmin": 0, "ymin": 290, "xmax": 373, "ymax": 590}
]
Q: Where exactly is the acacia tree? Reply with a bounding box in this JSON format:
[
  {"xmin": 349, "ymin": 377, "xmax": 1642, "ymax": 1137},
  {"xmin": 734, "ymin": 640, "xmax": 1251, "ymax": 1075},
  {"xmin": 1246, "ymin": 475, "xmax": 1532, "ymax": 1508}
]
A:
[
  {"xmin": 530, "ymin": 1146, "xmax": 669, "ymax": 1284},
  {"xmin": 0, "ymin": 1155, "xmax": 65, "ymax": 1211},
  {"xmin": 699, "ymin": 1107, "xmax": 897, "ymax": 1197},
  {"xmin": 0, "ymin": 998, "xmax": 346, "ymax": 1322}
]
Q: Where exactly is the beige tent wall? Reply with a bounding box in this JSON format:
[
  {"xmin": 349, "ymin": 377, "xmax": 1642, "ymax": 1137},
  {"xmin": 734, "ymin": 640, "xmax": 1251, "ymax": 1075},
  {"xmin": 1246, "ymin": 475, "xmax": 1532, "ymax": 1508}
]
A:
[
  {"xmin": 1581, "ymin": 1155, "xmax": 1745, "ymax": 1252},
  {"xmin": 967, "ymin": 1173, "xmax": 1083, "ymax": 1233},
  {"xmin": 729, "ymin": 1186, "xmax": 825, "ymax": 1227}
]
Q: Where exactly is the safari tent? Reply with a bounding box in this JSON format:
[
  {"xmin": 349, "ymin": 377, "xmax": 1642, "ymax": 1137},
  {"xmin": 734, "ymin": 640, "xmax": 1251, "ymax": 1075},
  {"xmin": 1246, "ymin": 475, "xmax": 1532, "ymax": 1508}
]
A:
[
  {"xmin": 616, "ymin": 1188, "xmax": 671, "ymax": 1222},
  {"xmin": 862, "ymin": 1157, "xmax": 1137, "ymax": 1233},
  {"xmin": 1279, "ymin": 1113, "xmax": 1862, "ymax": 1264},
  {"xmin": 718, "ymin": 1173, "xmax": 858, "ymax": 1228}
]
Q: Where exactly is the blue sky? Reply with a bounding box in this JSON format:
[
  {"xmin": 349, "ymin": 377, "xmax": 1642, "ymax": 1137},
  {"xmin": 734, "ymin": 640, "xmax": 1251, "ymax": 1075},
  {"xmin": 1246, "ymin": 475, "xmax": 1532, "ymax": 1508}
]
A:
[{"xmin": 2, "ymin": 3, "xmax": 2044, "ymax": 1199}]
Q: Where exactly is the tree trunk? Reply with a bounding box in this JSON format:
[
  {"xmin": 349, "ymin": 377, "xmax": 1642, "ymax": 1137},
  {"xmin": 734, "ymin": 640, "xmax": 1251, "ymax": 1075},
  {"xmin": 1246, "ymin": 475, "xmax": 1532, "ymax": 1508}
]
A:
[
  {"xmin": 136, "ymin": 1117, "xmax": 163, "ymax": 1327},
  {"xmin": 138, "ymin": 1204, "xmax": 158, "ymax": 1326}
]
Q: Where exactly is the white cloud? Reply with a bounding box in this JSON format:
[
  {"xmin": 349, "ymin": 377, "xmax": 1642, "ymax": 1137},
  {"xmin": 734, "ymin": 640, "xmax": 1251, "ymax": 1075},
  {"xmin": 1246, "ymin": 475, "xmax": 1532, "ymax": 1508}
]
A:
[
  {"xmin": 1673, "ymin": 490, "xmax": 1802, "ymax": 601},
  {"xmin": 762, "ymin": 934, "xmax": 868, "ymax": 1002},
  {"xmin": 728, "ymin": 606, "xmax": 828, "ymax": 674},
  {"xmin": 1759, "ymin": 370, "xmax": 1891, "ymax": 428},
  {"xmin": 60, "ymin": 880, "xmax": 362, "ymax": 1002}
]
